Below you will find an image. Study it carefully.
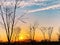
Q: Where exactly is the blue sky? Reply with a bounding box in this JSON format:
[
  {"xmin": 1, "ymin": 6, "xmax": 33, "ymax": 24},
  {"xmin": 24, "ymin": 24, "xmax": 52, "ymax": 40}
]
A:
[{"xmin": 19, "ymin": 0, "xmax": 60, "ymax": 27}]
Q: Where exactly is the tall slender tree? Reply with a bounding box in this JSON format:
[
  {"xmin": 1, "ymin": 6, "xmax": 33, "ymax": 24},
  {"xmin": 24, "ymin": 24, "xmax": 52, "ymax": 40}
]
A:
[
  {"xmin": 57, "ymin": 27, "xmax": 60, "ymax": 41},
  {"xmin": 29, "ymin": 22, "xmax": 39, "ymax": 41},
  {"xmin": 13, "ymin": 27, "xmax": 21, "ymax": 42},
  {"xmin": 39, "ymin": 27, "xmax": 47, "ymax": 40},
  {"xmin": 47, "ymin": 27, "xmax": 53, "ymax": 41},
  {"xmin": 0, "ymin": 0, "xmax": 27, "ymax": 44}
]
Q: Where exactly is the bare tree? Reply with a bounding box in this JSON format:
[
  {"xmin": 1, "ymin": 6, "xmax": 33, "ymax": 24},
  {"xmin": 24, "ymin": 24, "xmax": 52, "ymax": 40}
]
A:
[
  {"xmin": 39, "ymin": 27, "xmax": 47, "ymax": 40},
  {"xmin": 0, "ymin": 0, "xmax": 27, "ymax": 43},
  {"xmin": 29, "ymin": 25, "xmax": 32, "ymax": 41},
  {"xmin": 57, "ymin": 27, "xmax": 60, "ymax": 41},
  {"xmin": 47, "ymin": 27, "xmax": 53, "ymax": 41},
  {"xmin": 13, "ymin": 27, "xmax": 21, "ymax": 42},
  {"xmin": 29, "ymin": 22, "xmax": 38, "ymax": 41}
]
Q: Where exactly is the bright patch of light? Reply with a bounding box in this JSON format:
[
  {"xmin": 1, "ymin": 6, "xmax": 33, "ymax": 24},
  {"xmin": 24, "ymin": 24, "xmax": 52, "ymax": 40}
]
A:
[
  {"xmin": 19, "ymin": 36, "xmax": 24, "ymax": 40},
  {"xmin": 20, "ymin": 36, "xmax": 24, "ymax": 40}
]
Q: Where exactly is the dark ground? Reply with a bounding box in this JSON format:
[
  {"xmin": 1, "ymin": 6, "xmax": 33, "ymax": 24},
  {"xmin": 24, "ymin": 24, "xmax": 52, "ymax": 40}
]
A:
[{"xmin": 0, "ymin": 41, "xmax": 60, "ymax": 45}]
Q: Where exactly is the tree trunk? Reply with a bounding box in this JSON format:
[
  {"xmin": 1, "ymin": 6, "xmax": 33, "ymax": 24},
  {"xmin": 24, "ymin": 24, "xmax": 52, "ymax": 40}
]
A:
[
  {"xmin": 43, "ymin": 33, "xmax": 45, "ymax": 40},
  {"xmin": 49, "ymin": 34, "xmax": 51, "ymax": 41},
  {"xmin": 8, "ymin": 37, "xmax": 10, "ymax": 45}
]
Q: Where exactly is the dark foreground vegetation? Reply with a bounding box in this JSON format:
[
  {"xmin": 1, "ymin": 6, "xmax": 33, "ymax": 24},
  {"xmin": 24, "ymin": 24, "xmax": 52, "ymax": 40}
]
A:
[{"xmin": 0, "ymin": 41, "xmax": 60, "ymax": 45}]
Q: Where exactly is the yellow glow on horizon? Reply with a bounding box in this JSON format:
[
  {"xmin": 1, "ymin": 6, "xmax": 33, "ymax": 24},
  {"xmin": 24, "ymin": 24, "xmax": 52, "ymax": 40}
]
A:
[
  {"xmin": 0, "ymin": 25, "xmax": 59, "ymax": 42},
  {"xmin": 19, "ymin": 36, "xmax": 24, "ymax": 40},
  {"xmin": 19, "ymin": 35, "xmax": 26, "ymax": 41}
]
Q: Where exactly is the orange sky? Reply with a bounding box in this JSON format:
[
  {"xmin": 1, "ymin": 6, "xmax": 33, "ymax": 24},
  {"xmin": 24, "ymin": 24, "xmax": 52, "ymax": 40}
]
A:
[{"xmin": 0, "ymin": 25, "xmax": 59, "ymax": 42}]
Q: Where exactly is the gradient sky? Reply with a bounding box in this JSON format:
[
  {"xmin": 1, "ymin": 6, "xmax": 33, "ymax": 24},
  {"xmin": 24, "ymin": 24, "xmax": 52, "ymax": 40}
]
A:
[{"xmin": 0, "ymin": 0, "xmax": 60, "ymax": 42}]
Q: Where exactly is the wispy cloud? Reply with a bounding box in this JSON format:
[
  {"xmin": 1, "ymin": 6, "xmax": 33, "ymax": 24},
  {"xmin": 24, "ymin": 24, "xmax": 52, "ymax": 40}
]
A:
[
  {"xmin": 28, "ymin": 4, "xmax": 60, "ymax": 13},
  {"xmin": 19, "ymin": 0, "xmax": 47, "ymax": 7},
  {"xmin": 34, "ymin": 0, "xmax": 47, "ymax": 2},
  {"xmin": 0, "ymin": 0, "xmax": 47, "ymax": 8}
]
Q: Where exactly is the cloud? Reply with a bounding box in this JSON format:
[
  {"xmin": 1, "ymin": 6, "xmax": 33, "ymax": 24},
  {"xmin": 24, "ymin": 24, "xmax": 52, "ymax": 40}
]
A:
[
  {"xmin": 0, "ymin": 1, "xmax": 37, "ymax": 7},
  {"xmin": 27, "ymin": 4, "xmax": 60, "ymax": 13},
  {"xmin": 0, "ymin": 0, "xmax": 47, "ymax": 8},
  {"xmin": 19, "ymin": 0, "xmax": 48, "ymax": 8},
  {"xmin": 34, "ymin": 0, "xmax": 47, "ymax": 2},
  {"xmin": 19, "ymin": 1, "xmax": 35, "ymax": 8}
]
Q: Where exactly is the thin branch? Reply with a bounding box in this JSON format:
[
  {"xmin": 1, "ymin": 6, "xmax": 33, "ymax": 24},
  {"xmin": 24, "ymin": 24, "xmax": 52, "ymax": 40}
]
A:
[{"xmin": 0, "ymin": 5, "xmax": 8, "ymax": 39}]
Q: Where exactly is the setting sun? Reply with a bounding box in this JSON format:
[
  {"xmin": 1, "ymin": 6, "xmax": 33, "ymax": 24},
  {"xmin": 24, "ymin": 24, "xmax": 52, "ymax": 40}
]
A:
[
  {"xmin": 19, "ymin": 36, "xmax": 24, "ymax": 40},
  {"xmin": 19, "ymin": 35, "xmax": 26, "ymax": 41}
]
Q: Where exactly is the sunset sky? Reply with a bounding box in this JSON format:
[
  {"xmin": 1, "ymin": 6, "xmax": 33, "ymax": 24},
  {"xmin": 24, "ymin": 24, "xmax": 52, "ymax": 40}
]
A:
[{"xmin": 0, "ymin": 0, "xmax": 60, "ymax": 42}]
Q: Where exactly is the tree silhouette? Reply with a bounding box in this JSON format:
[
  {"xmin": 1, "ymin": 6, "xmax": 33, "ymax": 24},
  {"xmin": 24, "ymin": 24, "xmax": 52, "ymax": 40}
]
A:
[
  {"xmin": 29, "ymin": 22, "xmax": 38, "ymax": 41},
  {"xmin": 0, "ymin": 0, "xmax": 27, "ymax": 44},
  {"xmin": 47, "ymin": 27, "xmax": 53, "ymax": 41},
  {"xmin": 13, "ymin": 27, "xmax": 21, "ymax": 42},
  {"xmin": 39, "ymin": 27, "xmax": 47, "ymax": 41},
  {"xmin": 57, "ymin": 27, "xmax": 60, "ymax": 42}
]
